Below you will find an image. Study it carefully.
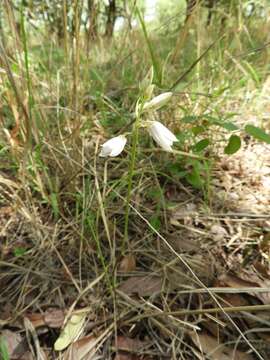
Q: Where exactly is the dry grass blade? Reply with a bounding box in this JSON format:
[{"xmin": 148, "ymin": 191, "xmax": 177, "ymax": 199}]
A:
[
  {"xmin": 189, "ymin": 331, "xmax": 254, "ymax": 360},
  {"xmin": 1, "ymin": 1, "xmax": 270, "ymax": 358}
]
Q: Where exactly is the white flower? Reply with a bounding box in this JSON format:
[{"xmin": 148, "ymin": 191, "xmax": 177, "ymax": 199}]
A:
[
  {"xmin": 99, "ymin": 135, "xmax": 127, "ymax": 157},
  {"xmin": 143, "ymin": 92, "xmax": 172, "ymax": 112},
  {"xmin": 148, "ymin": 121, "xmax": 178, "ymax": 152}
]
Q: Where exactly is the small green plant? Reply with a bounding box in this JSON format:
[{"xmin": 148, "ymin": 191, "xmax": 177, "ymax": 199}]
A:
[
  {"xmin": 245, "ymin": 124, "xmax": 270, "ymax": 144},
  {"xmin": 13, "ymin": 247, "xmax": 27, "ymax": 257},
  {"xmin": 0, "ymin": 338, "xmax": 9, "ymax": 360},
  {"xmin": 99, "ymin": 69, "xmax": 179, "ymax": 251}
]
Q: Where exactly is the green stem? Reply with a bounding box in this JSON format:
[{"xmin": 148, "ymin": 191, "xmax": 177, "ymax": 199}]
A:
[
  {"xmin": 20, "ymin": 5, "xmax": 33, "ymax": 148},
  {"xmin": 123, "ymin": 116, "xmax": 140, "ymax": 252},
  {"xmin": 87, "ymin": 217, "xmax": 113, "ymax": 294}
]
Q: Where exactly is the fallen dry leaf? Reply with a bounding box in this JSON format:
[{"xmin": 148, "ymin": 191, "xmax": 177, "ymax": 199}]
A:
[
  {"xmin": 114, "ymin": 336, "xmax": 149, "ymax": 360},
  {"xmin": 119, "ymin": 254, "xmax": 136, "ymax": 272},
  {"xmin": 64, "ymin": 334, "xmax": 99, "ymax": 360},
  {"xmin": 189, "ymin": 331, "xmax": 253, "ymax": 360},
  {"xmin": 218, "ymin": 272, "xmax": 270, "ymax": 305},
  {"xmin": 26, "ymin": 308, "xmax": 65, "ymax": 329},
  {"xmin": 253, "ymin": 261, "xmax": 270, "ymax": 279},
  {"xmin": 115, "ymin": 353, "xmax": 143, "ymax": 360},
  {"xmin": 118, "ymin": 275, "xmax": 163, "ymax": 296},
  {"xmin": 25, "ymin": 313, "xmax": 45, "ymax": 328},
  {"xmin": 237, "ymin": 271, "xmax": 270, "ymax": 305},
  {"xmin": 116, "ymin": 336, "xmax": 147, "ymax": 352},
  {"xmin": 0, "ymin": 329, "xmax": 33, "ymax": 360},
  {"xmin": 244, "ymin": 311, "xmax": 270, "ymax": 343},
  {"xmin": 54, "ymin": 312, "xmax": 87, "ymax": 351},
  {"xmin": 210, "ymin": 224, "xmax": 228, "ymax": 241},
  {"xmin": 214, "ymin": 277, "xmax": 250, "ymax": 307},
  {"xmin": 44, "ymin": 308, "xmax": 65, "ymax": 328},
  {"xmin": 23, "ymin": 317, "xmax": 47, "ymax": 360}
]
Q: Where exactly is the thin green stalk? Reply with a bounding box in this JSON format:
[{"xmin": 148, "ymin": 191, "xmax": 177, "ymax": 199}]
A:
[
  {"xmin": 20, "ymin": 6, "xmax": 33, "ymax": 126},
  {"xmin": 87, "ymin": 217, "xmax": 113, "ymax": 294},
  {"xmin": 20, "ymin": 5, "xmax": 43, "ymax": 148},
  {"xmin": 123, "ymin": 115, "xmax": 140, "ymax": 252},
  {"xmin": 136, "ymin": 7, "xmax": 162, "ymax": 86}
]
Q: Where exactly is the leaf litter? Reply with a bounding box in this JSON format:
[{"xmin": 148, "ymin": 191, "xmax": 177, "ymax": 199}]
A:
[{"xmin": 1, "ymin": 83, "xmax": 270, "ymax": 359}]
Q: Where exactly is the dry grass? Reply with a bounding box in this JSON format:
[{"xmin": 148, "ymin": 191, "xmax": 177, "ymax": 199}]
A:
[{"xmin": 0, "ymin": 2, "xmax": 270, "ymax": 359}]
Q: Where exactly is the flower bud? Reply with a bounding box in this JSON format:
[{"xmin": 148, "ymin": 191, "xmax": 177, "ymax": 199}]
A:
[
  {"xmin": 143, "ymin": 92, "xmax": 173, "ymax": 112},
  {"xmin": 144, "ymin": 84, "xmax": 155, "ymax": 101},
  {"xmin": 139, "ymin": 67, "xmax": 154, "ymax": 92}
]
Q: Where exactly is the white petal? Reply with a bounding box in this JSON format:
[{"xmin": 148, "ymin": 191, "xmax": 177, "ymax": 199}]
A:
[
  {"xmin": 143, "ymin": 92, "xmax": 172, "ymax": 112},
  {"xmin": 148, "ymin": 121, "xmax": 178, "ymax": 152},
  {"xmin": 99, "ymin": 145, "xmax": 111, "ymax": 157},
  {"xmin": 152, "ymin": 121, "xmax": 178, "ymax": 142},
  {"xmin": 99, "ymin": 135, "xmax": 127, "ymax": 157}
]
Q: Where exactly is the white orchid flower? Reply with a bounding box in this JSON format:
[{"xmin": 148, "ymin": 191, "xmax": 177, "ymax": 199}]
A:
[
  {"xmin": 143, "ymin": 92, "xmax": 172, "ymax": 112},
  {"xmin": 99, "ymin": 135, "xmax": 127, "ymax": 157},
  {"xmin": 148, "ymin": 121, "xmax": 178, "ymax": 152}
]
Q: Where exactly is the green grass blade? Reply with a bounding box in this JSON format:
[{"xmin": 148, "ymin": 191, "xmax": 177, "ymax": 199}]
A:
[{"xmin": 136, "ymin": 7, "xmax": 162, "ymax": 86}]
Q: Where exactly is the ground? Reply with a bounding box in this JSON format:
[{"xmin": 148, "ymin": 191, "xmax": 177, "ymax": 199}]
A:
[{"xmin": 1, "ymin": 3, "xmax": 270, "ymax": 359}]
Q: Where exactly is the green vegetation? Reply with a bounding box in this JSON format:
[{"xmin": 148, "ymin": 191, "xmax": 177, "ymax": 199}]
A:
[{"xmin": 0, "ymin": 0, "xmax": 270, "ymax": 358}]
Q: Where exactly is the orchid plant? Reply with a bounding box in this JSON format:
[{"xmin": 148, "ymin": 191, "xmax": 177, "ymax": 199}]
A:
[
  {"xmin": 99, "ymin": 87, "xmax": 178, "ymax": 157},
  {"xmin": 99, "ymin": 69, "xmax": 178, "ymax": 251}
]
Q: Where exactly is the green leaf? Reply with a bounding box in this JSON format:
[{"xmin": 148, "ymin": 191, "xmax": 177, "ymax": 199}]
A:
[
  {"xmin": 245, "ymin": 125, "xmax": 270, "ymax": 144},
  {"xmin": 185, "ymin": 162, "xmax": 204, "ymax": 189},
  {"xmin": 211, "ymin": 86, "xmax": 230, "ymax": 97},
  {"xmin": 191, "ymin": 125, "xmax": 205, "ymax": 135},
  {"xmin": 218, "ymin": 122, "xmax": 239, "ymax": 131},
  {"xmin": 0, "ymin": 338, "xmax": 9, "ymax": 360},
  {"xmin": 210, "ymin": 118, "xmax": 239, "ymax": 131},
  {"xmin": 136, "ymin": 8, "xmax": 162, "ymax": 85},
  {"xmin": 50, "ymin": 193, "xmax": 59, "ymax": 219},
  {"xmin": 167, "ymin": 163, "xmax": 187, "ymax": 177},
  {"xmin": 150, "ymin": 216, "xmax": 161, "ymax": 231},
  {"xmin": 186, "ymin": 171, "xmax": 203, "ymax": 189},
  {"xmin": 14, "ymin": 247, "xmax": 27, "ymax": 257},
  {"xmin": 224, "ymin": 135, "xmax": 241, "ymax": 154},
  {"xmin": 182, "ymin": 115, "xmax": 199, "ymax": 123},
  {"xmin": 243, "ymin": 60, "xmax": 260, "ymax": 85},
  {"xmin": 193, "ymin": 139, "xmax": 210, "ymax": 152},
  {"xmin": 224, "ymin": 112, "xmax": 239, "ymax": 120},
  {"xmin": 148, "ymin": 187, "xmax": 161, "ymax": 200}
]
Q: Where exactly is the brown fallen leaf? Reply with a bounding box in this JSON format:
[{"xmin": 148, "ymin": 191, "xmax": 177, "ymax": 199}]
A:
[
  {"xmin": 118, "ymin": 275, "xmax": 163, "ymax": 296},
  {"xmin": 114, "ymin": 336, "xmax": 150, "ymax": 360},
  {"xmin": 0, "ymin": 205, "xmax": 13, "ymax": 217},
  {"xmin": 167, "ymin": 230, "xmax": 200, "ymax": 253},
  {"xmin": 210, "ymin": 224, "xmax": 228, "ymax": 241},
  {"xmin": 25, "ymin": 313, "xmax": 45, "ymax": 328},
  {"xmin": 237, "ymin": 271, "xmax": 270, "ymax": 305},
  {"xmin": 218, "ymin": 272, "xmax": 270, "ymax": 305},
  {"xmin": 26, "ymin": 308, "xmax": 65, "ymax": 329},
  {"xmin": 189, "ymin": 331, "xmax": 253, "ymax": 360},
  {"xmin": 0, "ymin": 329, "xmax": 33, "ymax": 360},
  {"xmin": 115, "ymin": 353, "xmax": 143, "ymax": 360},
  {"xmin": 116, "ymin": 336, "xmax": 147, "ymax": 352},
  {"xmin": 44, "ymin": 308, "xmax": 65, "ymax": 328},
  {"xmin": 214, "ymin": 277, "xmax": 250, "ymax": 307},
  {"xmin": 24, "ymin": 317, "xmax": 47, "ymax": 360},
  {"xmin": 244, "ymin": 311, "xmax": 270, "ymax": 343},
  {"xmin": 253, "ymin": 261, "xmax": 270, "ymax": 279},
  {"xmin": 64, "ymin": 334, "xmax": 99, "ymax": 360},
  {"xmin": 119, "ymin": 254, "xmax": 136, "ymax": 272}
]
